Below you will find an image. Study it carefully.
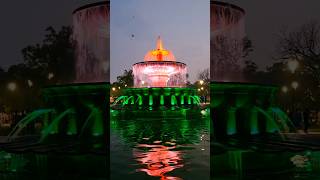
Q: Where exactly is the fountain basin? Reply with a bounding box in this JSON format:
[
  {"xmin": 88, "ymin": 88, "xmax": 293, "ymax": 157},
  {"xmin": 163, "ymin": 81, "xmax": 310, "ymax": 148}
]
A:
[
  {"xmin": 111, "ymin": 87, "xmax": 204, "ymax": 119},
  {"xmin": 112, "ymin": 87, "xmax": 201, "ymax": 108},
  {"xmin": 41, "ymin": 83, "xmax": 109, "ymax": 138},
  {"xmin": 210, "ymin": 82, "xmax": 293, "ymax": 139},
  {"xmin": 133, "ymin": 61, "xmax": 187, "ymax": 88}
]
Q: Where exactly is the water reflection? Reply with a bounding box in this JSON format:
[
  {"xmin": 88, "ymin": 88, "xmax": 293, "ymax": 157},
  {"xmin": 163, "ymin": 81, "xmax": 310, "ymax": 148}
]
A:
[
  {"xmin": 134, "ymin": 144, "xmax": 183, "ymax": 180},
  {"xmin": 110, "ymin": 113, "xmax": 210, "ymax": 180}
]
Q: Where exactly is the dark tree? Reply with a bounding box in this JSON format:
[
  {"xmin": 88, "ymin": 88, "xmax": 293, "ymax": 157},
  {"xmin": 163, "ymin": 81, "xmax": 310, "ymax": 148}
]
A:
[
  {"xmin": 275, "ymin": 21, "xmax": 320, "ymax": 108},
  {"xmin": 22, "ymin": 26, "xmax": 75, "ymax": 84},
  {"xmin": 197, "ymin": 68, "xmax": 210, "ymax": 83},
  {"xmin": 111, "ymin": 70, "xmax": 134, "ymax": 98},
  {"xmin": 116, "ymin": 69, "xmax": 134, "ymax": 87},
  {"xmin": 277, "ymin": 21, "xmax": 320, "ymax": 84},
  {"xmin": 196, "ymin": 69, "xmax": 210, "ymax": 102},
  {"xmin": 211, "ymin": 35, "xmax": 254, "ymax": 81}
]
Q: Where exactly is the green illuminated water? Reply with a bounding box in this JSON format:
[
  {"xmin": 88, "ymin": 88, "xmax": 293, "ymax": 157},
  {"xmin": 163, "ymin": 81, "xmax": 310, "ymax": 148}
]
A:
[
  {"xmin": 112, "ymin": 87, "xmax": 202, "ymax": 109},
  {"xmin": 8, "ymin": 109, "xmax": 54, "ymax": 140},
  {"xmin": 4, "ymin": 81, "xmax": 313, "ymax": 180},
  {"xmin": 40, "ymin": 108, "xmax": 74, "ymax": 142},
  {"xmin": 110, "ymin": 110, "xmax": 210, "ymax": 180}
]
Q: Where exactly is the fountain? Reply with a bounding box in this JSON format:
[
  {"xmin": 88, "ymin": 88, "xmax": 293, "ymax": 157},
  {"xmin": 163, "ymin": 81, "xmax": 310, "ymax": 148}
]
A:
[
  {"xmin": 73, "ymin": 1, "xmax": 110, "ymax": 83},
  {"xmin": 5, "ymin": 0, "xmax": 110, "ymax": 144},
  {"xmin": 111, "ymin": 37, "xmax": 203, "ymax": 118},
  {"xmin": 209, "ymin": 1, "xmax": 313, "ymax": 179},
  {"xmin": 0, "ymin": 1, "xmax": 110, "ymax": 179},
  {"xmin": 110, "ymin": 36, "xmax": 210, "ymax": 179},
  {"xmin": 210, "ymin": 1, "xmax": 246, "ymax": 81},
  {"xmin": 210, "ymin": 82, "xmax": 295, "ymax": 139}
]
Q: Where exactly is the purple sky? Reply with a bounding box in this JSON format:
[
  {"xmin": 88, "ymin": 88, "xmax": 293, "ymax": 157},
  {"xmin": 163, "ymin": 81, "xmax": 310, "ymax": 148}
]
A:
[{"xmin": 110, "ymin": 0, "xmax": 210, "ymax": 82}]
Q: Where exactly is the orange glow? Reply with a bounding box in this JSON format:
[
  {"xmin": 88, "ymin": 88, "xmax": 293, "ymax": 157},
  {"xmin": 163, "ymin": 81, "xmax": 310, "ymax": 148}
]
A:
[
  {"xmin": 134, "ymin": 144, "xmax": 183, "ymax": 180},
  {"xmin": 144, "ymin": 36, "xmax": 176, "ymax": 62},
  {"xmin": 134, "ymin": 36, "xmax": 186, "ymax": 87},
  {"xmin": 156, "ymin": 36, "xmax": 164, "ymax": 50}
]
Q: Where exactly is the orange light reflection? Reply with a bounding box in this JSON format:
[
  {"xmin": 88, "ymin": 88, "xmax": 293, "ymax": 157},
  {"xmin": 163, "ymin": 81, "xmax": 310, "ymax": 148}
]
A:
[{"xmin": 134, "ymin": 144, "xmax": 183, "ymax": 180}]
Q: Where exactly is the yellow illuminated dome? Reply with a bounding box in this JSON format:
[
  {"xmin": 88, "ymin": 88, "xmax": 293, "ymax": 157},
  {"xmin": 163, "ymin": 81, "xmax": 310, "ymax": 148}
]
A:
[
  {"xmin": 133, "ymin": 36, "xmax": 187, "ymax": 87},
  {"xmin": 144, "ymin": 36, "xmax": 176, "ymax": 62}
]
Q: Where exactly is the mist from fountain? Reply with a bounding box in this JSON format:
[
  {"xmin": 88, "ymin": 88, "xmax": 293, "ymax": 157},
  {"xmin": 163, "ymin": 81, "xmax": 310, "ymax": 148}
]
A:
[
  {"xmin": 210, "ymin": 1, "xmax": 246, "ymax": 82},
  {"xmin": 73, "ymin": 2, "xmax": 110, "ymax": 83}
]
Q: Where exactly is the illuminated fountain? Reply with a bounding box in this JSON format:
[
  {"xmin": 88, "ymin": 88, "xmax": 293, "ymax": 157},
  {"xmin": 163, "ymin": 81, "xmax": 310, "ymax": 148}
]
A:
[
  {"xmin": 112, "ymin": 37, "xmax": 202, "ymax": 116},
  {"xmin": 210, "ymin": 1, "xmax": 246, "ymax": 81},
  {"xmin": 133, "ymin": 36, "xmax": 187, "ymax": 88},
  {"xmin": 209, "ymin": 1, "xmax": 305, "ymax": 178},
  {"xmin": 0, "ymin": 2, "xmax": 110, "ymax": 178},
  {"xmin": 12, "ymin": 1, "xmax": 112, "ymax": 142},
  {"xmin": 5, "ymin": 0, "xmax": 110, "ymax": 144},
  {"xmin": 110, "ymin": 38, "xmax": 210, "ymax": 179},
  {"xmin": 209, "ymin": 1, "xmax": 295, "ymax": 141}
]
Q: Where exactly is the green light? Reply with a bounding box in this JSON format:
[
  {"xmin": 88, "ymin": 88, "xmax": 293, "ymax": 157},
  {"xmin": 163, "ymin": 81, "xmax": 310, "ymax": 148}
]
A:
[
  {"xmin": 171, "ymin": 95, "xmax": 177, "ymax": 106},
  {"xmin": 112, "ymin": 96, "xmax": 127, "ymax": 106},
  {"xmin": 149, "ymin": 95, "xmax": 153, "ymax": 106},
  {"xmin": 8, "ymin": 109, "xmax": 54, "ymax": 139},
  {"xmin": 40, "ymin": 108, "xmax": 73, "ymax": 142},
  {"xmin": 250, "ymin": 109, "xmax": 259, "ymax": 135},
  {"xmin": 188, "ymin": 96, "xmax": 191, "ymax": 105},
  {"xmin": 180, "ymin": 95, "xmax": 184, "ymax": 105},
  {"xmin": 124, "ymin": 96, "xmax": 134, "ymax": 105},
  {"xmin": 92, "ymin": 108, "xmax": 103, "ymax": 136},
  {"xmin": 160, "ymin": 95, "xmax": 164, "ymax": 105},
  {"xmin": 227, "ymin": 107, "xmax": 237, "ymax": 135},
  {"xmin": 255, "ymin": 107, "xmax": 280, "ymax": 134},
  {"xmin": 137, "ymin": 95, "xmax": 143, "ymax": 106},
  {"xmin": 67, "ymin": 114, "xmax": 77, "ymax": 135}
]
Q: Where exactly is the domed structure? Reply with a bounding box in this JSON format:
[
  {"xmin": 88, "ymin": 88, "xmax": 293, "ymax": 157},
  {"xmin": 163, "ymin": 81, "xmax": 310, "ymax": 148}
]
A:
[
  {"xmin": 144, "ymin": 36, "xmax": 176, "ymax": 62},
  {"xmin": 133, "ymin": 37, "xmax": 187, "ymax": 88}
]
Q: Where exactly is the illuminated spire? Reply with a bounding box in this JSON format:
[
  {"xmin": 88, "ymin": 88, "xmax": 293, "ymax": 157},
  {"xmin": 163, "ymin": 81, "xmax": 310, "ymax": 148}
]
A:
[
  {"xmin": 156, "ymin": 36, "xmax": 163, "ymax": 50},
  {"xmin": 144, "ymin": 36, "xmax": 175, "ymax": 62}
]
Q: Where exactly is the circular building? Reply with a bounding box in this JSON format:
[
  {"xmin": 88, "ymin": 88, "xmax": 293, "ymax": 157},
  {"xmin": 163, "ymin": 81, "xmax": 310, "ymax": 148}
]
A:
[{"xmin": 72, "ymin": 1, "xmax": 110, "ymax": 83}]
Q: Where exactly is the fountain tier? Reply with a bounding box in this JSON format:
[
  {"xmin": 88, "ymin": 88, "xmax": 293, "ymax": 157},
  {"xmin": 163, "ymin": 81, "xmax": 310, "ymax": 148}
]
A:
[
  {"xmin": 133, "ymin": 36, "xmax": 187, "ymax": 88},
  {"xmin": 211, "ymin": 82, "xmax": 294, "ymax": 139}
]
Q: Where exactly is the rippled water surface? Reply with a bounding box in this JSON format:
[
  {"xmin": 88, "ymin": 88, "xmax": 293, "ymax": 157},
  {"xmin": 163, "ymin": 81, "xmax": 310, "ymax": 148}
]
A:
[{"xmin": 110, "ymin": 115, "xmax": 210, "ymax": 180}]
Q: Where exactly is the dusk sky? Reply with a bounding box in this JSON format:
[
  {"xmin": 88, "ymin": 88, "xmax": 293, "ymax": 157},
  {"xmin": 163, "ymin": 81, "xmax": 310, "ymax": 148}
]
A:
[
  {"xmin": 1, "ymin": 1, "xmax": 320, "ymax": 82},
  {"xmin": 110, "ymin": 0, "xmax": 210, "ymax": 82}
]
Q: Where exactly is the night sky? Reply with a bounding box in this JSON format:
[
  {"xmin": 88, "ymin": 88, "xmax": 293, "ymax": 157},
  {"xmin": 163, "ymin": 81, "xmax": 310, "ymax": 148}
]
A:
[
  {"xmin": 1, "ymin": 1, "xmax": 320, "ymax": 81},
  {"xmin": 0, "ymin": 0, "xmax": 100, "ymax": 69},
  {"xmin": 224, "ymin": 0, "xmax": 320, "ymax": 69}
]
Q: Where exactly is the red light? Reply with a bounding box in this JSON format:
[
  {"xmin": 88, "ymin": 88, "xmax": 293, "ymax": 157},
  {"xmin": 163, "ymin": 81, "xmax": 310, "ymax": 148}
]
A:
[{"xmin": 134, "ymin": 144, "xmax": 183, "ymax": 180}]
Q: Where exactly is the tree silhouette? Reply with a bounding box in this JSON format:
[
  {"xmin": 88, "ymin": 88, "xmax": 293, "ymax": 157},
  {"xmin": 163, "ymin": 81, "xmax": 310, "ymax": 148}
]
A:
[
  {"xmin": 116, "ymin": 69, "xmax": 134, "ymax": 87},
  {"xmin": 276, "ymin": 21, "xmax": 320, "ymax": 107},
  {"xmin": 22, "ymin": 26, "xmax": 75, "ymax": 84}
]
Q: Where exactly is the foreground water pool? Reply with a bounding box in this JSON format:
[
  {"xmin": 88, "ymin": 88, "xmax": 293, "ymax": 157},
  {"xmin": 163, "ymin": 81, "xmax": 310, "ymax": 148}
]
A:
[{"xmin": 110, "ymin": 115, "xmax": 210, "ymax": 180}]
